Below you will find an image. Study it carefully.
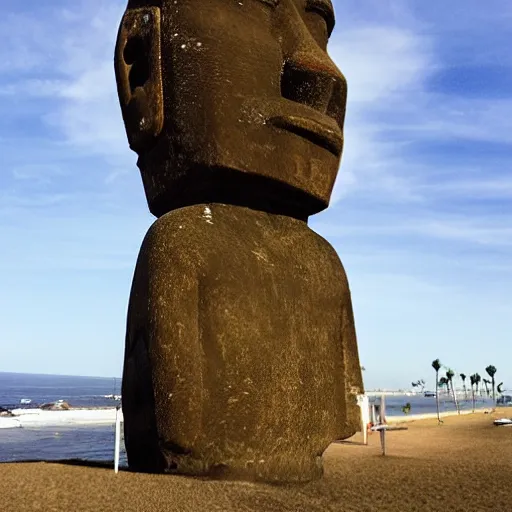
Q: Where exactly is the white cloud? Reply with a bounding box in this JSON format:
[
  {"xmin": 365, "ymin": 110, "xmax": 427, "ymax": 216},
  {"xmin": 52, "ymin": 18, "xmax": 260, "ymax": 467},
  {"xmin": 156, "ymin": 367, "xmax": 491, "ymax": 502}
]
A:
[
  {"xmin": 414, "ymin": 219, "xmax": 512, "ymax": 247},
  {"xmin": 47, "ymin": 4, "xmax": 133, "ymax": 173},
  {"xmin": 0, "ymin": 13, "xmax": 58, "ymax": 73},
  {"xmin": 328, "ymin": 22, "xmax": 436, "ymax": 203},
  {"xmin": 419, "ymin": 174, "xmax": 512, "ymax": 200},
  {"xmin": 11, "ymin": 164, "xmax": 67, "ymax": 183},
  {"xmin": 0, "ymin": 1, "xmax": 133, "ymax": 180},
  {"xmin": 315, "ymin": 214, "xmax": 512, "ymax": 247},
  {"xmin": 331, "ymin": 27, "xmax": 434, "ymax": 105},
  {"xmin": 327, "ymin": 4, "xmax": 512, "ymax": 210},
  {"xmin": 399, "ymin": 97, "xmax": 512, "ymax": 144}
]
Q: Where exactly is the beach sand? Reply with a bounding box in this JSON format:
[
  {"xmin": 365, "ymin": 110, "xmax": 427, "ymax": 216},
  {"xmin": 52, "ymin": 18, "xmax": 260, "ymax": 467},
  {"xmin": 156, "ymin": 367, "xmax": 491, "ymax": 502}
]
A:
[{"xmin": 1, "ymin": 407, "xmax": 511, "ymax": 512}]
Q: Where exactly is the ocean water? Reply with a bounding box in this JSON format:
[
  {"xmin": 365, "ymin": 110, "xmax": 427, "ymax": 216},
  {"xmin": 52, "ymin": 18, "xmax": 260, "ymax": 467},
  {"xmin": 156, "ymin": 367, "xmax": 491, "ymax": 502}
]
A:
[
  {"xmin": 0, "ymin": 372, "xmax": 126, "ymax": 465},
  {"xmin": 0, "ymin": 372, "xmax": 121, "ymax": 410},
  {"xmin": 375, "ymin": 393, "xmax": 495, "ymax": 416},
  {"xmin": 0, "ymin": 372, "xmax": 499, "ymax": 465}
]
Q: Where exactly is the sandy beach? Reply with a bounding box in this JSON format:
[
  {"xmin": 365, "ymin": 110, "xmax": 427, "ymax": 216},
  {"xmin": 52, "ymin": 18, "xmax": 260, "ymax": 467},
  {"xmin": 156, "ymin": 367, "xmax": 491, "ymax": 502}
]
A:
[{"xmin": 1, "ymin": 407, "xmax": 510, "ymax": 512}]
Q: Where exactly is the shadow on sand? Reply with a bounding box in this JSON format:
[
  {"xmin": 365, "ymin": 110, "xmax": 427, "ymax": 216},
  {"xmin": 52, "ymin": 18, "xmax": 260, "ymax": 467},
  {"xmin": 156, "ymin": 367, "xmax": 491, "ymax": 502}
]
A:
[{"xmin": 0, "ymin": 458, "xmax": 126, "ymax": 471}]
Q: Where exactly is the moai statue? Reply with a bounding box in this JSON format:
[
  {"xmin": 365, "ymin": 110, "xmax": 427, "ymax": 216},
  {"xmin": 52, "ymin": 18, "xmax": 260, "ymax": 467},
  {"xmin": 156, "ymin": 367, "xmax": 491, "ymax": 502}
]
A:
[{"xmin": 115, "ymin": 0, "xmax": 363, "ymax": 482}]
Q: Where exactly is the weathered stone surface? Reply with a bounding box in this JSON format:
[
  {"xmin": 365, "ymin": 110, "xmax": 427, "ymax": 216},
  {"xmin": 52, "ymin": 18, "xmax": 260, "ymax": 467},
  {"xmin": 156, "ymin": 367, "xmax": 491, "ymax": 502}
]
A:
[
  {"xmin": 115, "ymin": 0, "xmax": 347, "ymax": 218},
  {"xmin": 115, "ymin": 0, "xmax": 364, "ymax": 483},
  {"xmin": 122, "ymin": 204, "xmax": 362, "ymax": 482}
]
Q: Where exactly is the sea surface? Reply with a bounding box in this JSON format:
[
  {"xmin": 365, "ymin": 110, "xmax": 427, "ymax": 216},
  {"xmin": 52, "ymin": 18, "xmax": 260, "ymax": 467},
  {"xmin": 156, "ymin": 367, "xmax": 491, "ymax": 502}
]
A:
[
  {"xmin": 0, "ymin": 372, "xmax": 498, "ymax": 465},
  {"xmin": 0, "ymin": 372, "xmax": 126, "ymax": 466}
]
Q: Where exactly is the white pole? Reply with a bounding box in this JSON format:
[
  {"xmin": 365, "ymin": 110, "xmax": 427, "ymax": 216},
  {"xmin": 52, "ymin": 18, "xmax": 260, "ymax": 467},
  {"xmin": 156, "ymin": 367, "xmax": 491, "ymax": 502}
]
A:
[
  {"xmin": 362, "ymin": 404, "xmax": 368, "ymax": 446},
  {"xmin": 114, "ymin": 405, "xmax": 121, "ymax": 474},
  {"xmin": 357, "ymin": 395, "xmax": 370, "ymax": 445}
]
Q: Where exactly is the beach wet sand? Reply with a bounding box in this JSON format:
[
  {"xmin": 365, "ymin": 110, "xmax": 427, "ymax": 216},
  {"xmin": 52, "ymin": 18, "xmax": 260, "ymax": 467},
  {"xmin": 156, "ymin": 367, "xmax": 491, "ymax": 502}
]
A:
[{"xmin": 1, "ymin": 407, "xmax": 510, "ymax": 512}]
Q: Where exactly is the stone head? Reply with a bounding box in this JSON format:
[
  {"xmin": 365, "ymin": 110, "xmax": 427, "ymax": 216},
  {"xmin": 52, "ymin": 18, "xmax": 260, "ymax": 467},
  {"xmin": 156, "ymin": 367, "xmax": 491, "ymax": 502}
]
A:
[{"xmin": 115, "ymin": 0, "xmax": 347, "ymax": 218}]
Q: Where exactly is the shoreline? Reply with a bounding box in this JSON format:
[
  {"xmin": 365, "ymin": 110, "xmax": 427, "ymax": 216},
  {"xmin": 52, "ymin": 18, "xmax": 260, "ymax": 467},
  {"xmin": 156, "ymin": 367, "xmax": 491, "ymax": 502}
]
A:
[
  {"xmin": 386, "ymin": 407, "xmax": 496, "ymax": 423},
  {"xmin": 2, "ymin": 404, "xmax": 509, "ymax": 429},
  {"xmin": 0, "ymin": 407, "xmax": 123, "ymax": 429}
]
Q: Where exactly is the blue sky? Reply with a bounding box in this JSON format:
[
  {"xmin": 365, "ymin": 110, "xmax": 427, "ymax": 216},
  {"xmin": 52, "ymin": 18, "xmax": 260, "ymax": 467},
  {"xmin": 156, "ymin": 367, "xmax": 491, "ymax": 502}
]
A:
[{"xmin": 1, "ymin": 0, "xmax": 511, "ymax": 391}]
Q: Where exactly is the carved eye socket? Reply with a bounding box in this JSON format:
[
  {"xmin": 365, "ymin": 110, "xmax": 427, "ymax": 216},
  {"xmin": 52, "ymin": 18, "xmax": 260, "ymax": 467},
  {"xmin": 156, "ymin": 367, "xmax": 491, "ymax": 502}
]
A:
[{"xmin": 305, "ymin": 0, "xmax": 335, "ymax": 37}]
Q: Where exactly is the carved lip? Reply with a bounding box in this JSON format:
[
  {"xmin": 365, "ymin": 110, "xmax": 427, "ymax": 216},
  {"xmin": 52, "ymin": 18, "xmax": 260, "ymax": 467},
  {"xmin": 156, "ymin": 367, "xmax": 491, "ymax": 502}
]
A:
[{"xmin": 268, "ymin": 114, "xmax": 343, "ymax": 156}]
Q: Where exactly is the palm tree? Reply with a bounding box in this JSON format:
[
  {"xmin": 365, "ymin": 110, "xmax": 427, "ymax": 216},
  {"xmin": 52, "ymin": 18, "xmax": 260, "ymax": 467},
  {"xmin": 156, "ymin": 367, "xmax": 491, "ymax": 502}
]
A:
[
  {"xmin": 446, "ymin": 369, "xmax": 460, "ymax": 414},
  {"xmin": 460, "ymin": 373, "xmax": 468, "ymax": 400},
  {"xmin": 411, "ymin": 379, "xmax": 426, "ymax": 393},
  {"xmin": 470, "ymin": 374, "xmax": 476, "ymax": 412},
  {"xmin": 475, "ymin": 373, "xmax": 482, "ymax": 398},
  {"xmin": 482, "ymin": 379, "xmax": 491, "ymax": 397},
  {"xmin": 485, "ymin": 365, "xmax": 497, "ymax": 406},
  {"xmin": 432, "ymin": 359, "xmax": 442, "ymax": 424},
  {"xmin": 438, "ymin": 376, "xmax": 448, "ymax": 392}
]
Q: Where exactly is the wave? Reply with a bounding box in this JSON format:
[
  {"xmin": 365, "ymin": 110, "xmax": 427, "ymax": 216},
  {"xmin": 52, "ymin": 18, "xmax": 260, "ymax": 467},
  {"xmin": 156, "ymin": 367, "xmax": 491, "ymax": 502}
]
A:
[{"xmin": 0, "ymin": 408, "xmax": 123, "ymax": 429}]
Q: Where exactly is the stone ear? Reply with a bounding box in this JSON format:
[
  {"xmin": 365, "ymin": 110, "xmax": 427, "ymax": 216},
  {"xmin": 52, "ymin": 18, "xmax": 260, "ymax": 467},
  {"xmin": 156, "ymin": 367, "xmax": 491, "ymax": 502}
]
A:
[{"xmin": 114, "ymin": 7, "xmax": 164, "ymax": 154}]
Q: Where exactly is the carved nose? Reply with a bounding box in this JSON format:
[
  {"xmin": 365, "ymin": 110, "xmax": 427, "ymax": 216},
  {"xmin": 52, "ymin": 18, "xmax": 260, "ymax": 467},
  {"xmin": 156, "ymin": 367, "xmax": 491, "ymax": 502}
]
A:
[{"xmin": 280, "ymin": 51, "xmax": 347, "ymax": 129}]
